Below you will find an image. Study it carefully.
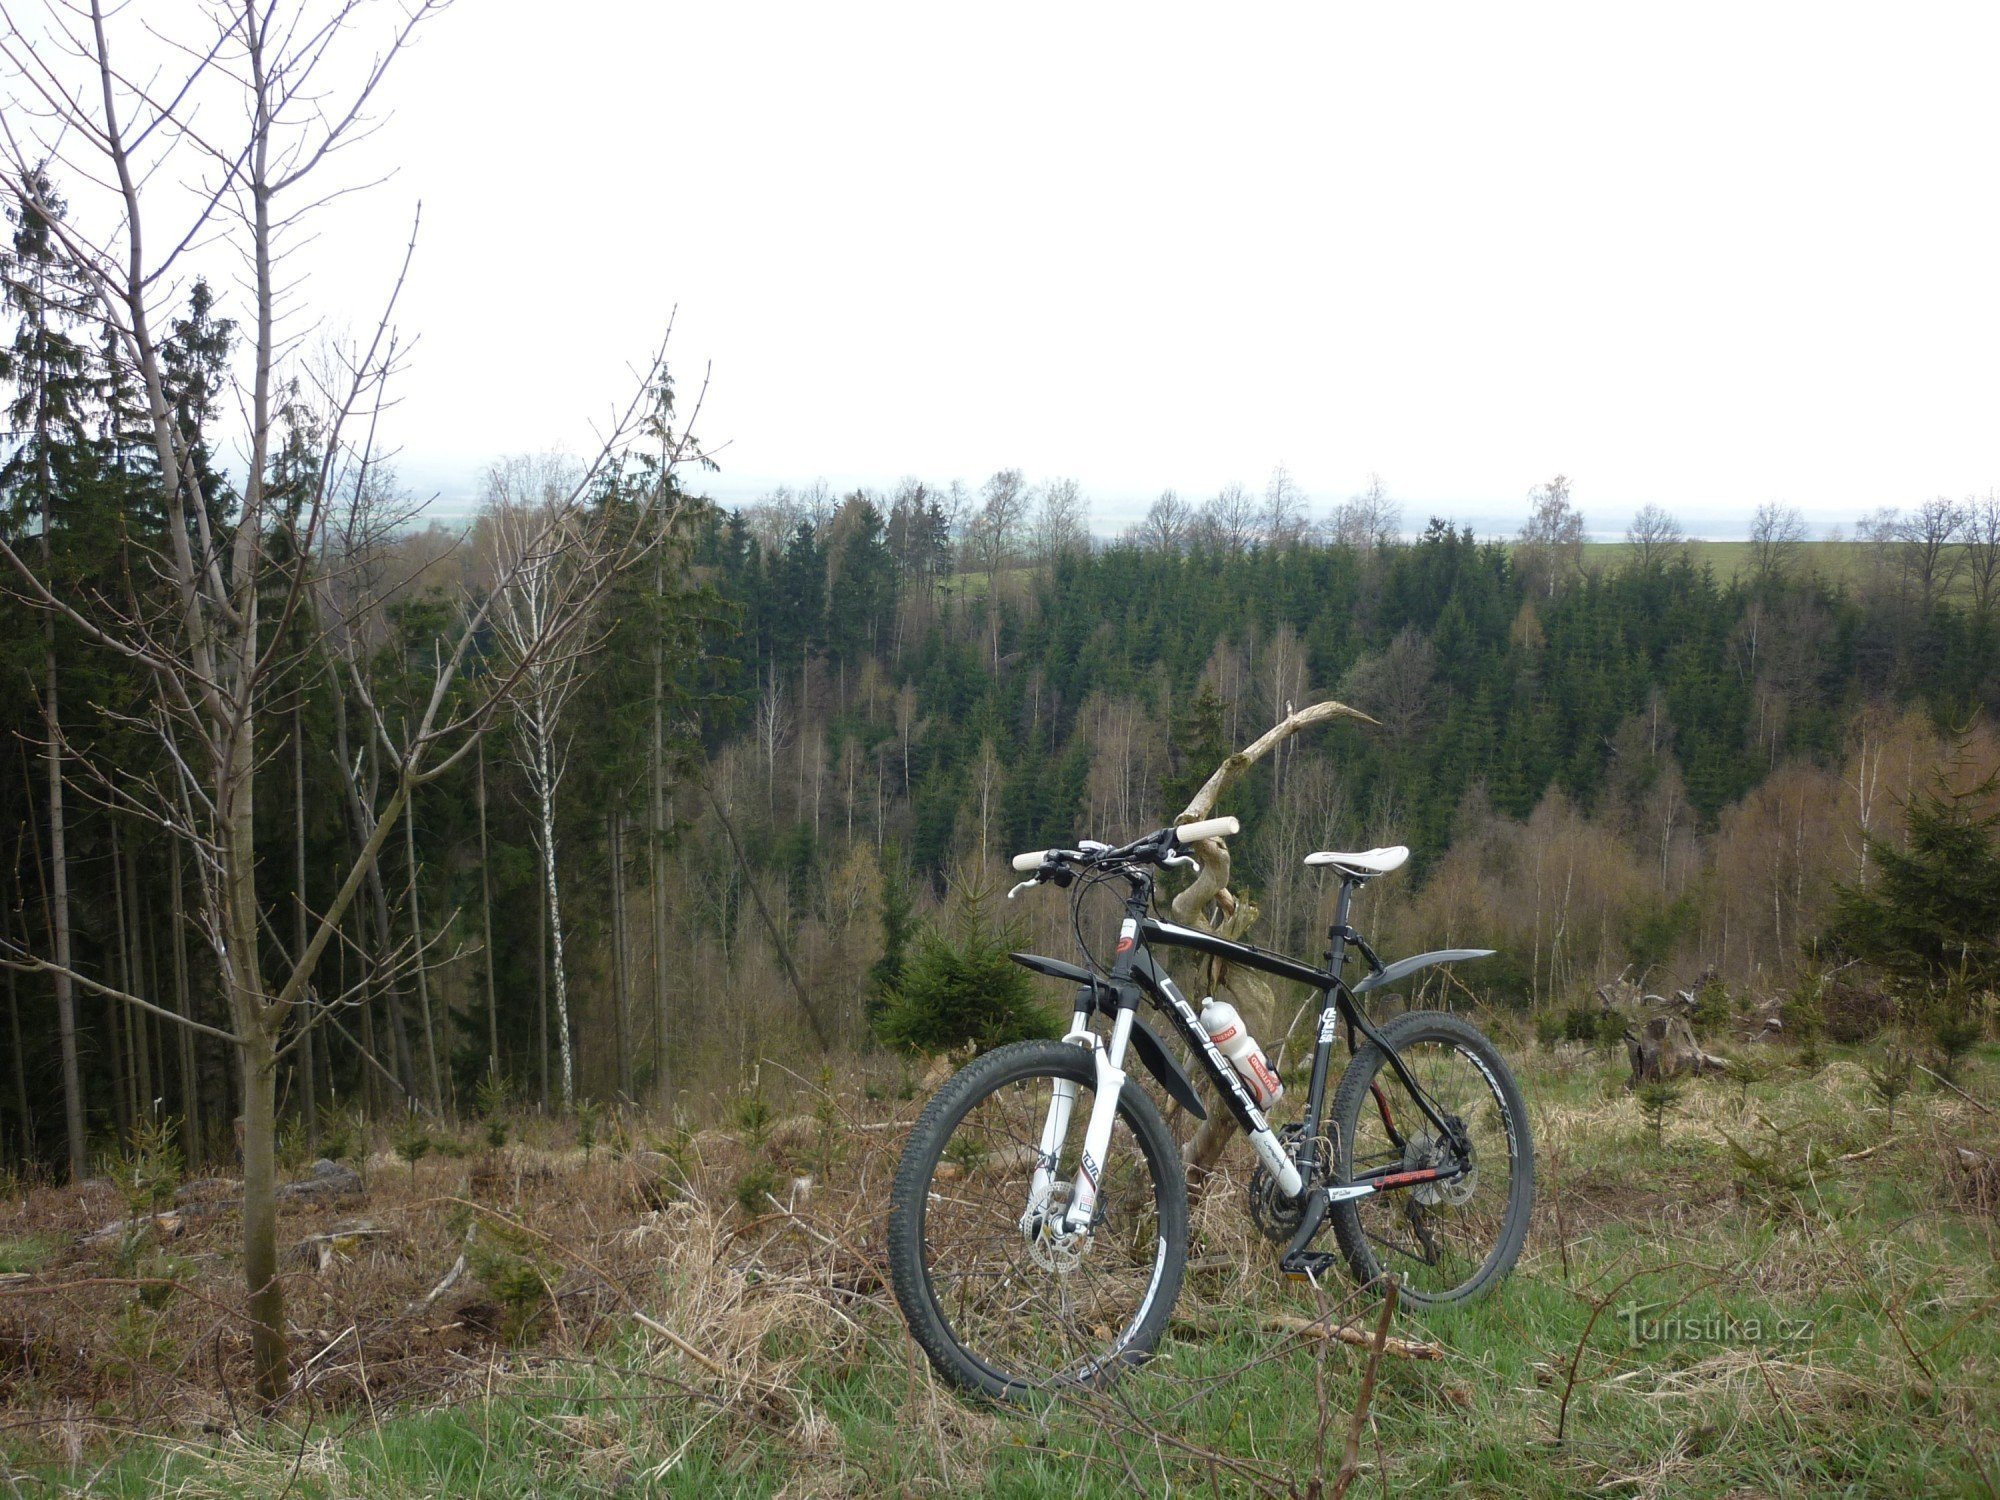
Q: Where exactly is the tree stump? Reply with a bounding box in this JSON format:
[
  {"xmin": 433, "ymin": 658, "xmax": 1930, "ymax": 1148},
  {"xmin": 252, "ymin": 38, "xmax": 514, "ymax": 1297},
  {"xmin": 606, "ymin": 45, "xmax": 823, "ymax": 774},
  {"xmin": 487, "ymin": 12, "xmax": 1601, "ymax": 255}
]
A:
[
  {"xmin": 1625, "ymin": 1012, "xmax": 1709, "ymax": 1084},
  {"xmin": 1619, "ymin": 1004, "xmax": 1733, "ymax": 1086}
]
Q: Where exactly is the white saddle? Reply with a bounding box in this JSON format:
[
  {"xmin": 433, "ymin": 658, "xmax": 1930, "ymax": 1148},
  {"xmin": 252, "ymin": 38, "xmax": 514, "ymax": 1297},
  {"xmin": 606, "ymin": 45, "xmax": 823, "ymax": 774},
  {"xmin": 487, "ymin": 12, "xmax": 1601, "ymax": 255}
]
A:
[{"xmin": 1304, "ymin": 845, "xmax": 1410, "ymax": 879}]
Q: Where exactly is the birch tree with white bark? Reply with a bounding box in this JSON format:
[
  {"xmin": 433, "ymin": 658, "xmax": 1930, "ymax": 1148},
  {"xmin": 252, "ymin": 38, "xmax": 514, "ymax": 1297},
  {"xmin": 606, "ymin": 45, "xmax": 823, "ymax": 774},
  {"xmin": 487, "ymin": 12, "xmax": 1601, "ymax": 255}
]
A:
[{"xmin": 478, "ymin": 456, "xmax": 594, "ymax": 1111}]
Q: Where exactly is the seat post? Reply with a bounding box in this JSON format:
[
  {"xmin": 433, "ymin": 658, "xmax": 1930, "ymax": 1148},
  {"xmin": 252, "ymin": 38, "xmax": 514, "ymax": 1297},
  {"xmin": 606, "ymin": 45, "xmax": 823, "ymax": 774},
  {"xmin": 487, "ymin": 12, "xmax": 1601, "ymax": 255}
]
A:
[{"xmin": 1325, "ymin": 877, "xmax": 1360, "ymax": 975}]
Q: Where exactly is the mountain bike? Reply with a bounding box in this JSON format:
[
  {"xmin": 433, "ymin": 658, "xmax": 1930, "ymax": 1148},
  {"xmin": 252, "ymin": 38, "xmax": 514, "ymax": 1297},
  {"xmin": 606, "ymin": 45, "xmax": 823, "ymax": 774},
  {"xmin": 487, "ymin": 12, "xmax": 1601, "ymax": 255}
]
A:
[{"xmin": 886, "ymin": 816, "xmax": 1534, "ymax": 1401}]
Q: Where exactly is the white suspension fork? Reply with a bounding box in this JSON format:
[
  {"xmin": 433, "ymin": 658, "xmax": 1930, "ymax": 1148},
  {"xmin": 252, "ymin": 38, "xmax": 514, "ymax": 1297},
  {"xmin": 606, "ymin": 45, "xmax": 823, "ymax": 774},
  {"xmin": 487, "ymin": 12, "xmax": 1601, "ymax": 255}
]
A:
[
  {"xmin": 1060, "ymin": 1007, "xmax": 1135, "ymax": 1233},
  {"xmin": 1021, "ymin": 1076, "xmax": 1077, "ymax": 1229},
  {"xmin": 1019, "ymin": 1007, "xmax": 1099, "ymax": 1229}
]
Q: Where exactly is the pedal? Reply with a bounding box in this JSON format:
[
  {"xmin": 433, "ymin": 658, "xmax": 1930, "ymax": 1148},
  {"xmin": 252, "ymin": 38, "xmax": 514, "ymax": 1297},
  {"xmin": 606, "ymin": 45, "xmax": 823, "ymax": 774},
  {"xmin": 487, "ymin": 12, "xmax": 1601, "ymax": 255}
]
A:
[{"xmin": 1280, "ymin": 1251, "xmax": 1340, "ymax": 1282}]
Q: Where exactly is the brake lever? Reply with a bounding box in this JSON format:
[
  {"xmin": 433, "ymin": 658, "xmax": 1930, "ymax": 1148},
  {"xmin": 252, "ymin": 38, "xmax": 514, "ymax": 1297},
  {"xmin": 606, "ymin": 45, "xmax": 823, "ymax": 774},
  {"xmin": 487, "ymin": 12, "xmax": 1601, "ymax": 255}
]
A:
[
  {"xmin": 1006, "ymin": 878, "xmax": 1039, "ymax": 900},
  {"xmin": 1164, "ymin": 853, "xmax": 1198, "ymax": 873}
]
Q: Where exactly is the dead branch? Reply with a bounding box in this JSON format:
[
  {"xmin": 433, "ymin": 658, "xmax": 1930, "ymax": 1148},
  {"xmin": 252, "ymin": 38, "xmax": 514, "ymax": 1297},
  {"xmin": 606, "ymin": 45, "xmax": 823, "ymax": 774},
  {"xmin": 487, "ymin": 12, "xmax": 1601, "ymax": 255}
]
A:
[
  {"xmin": 1332, "ymin": 1280, "xmax": 1398, "ymax": 1498},
  {"xmin": 1260, "ymin": 1308, "xmax": 1442, "ymax": 1362},
  {"xmin": 0, "ymin": 944, "xmax": 243, "ymax": 1044},
  {"xmin": 1170, "ymin": 698, "xmax": 1374, "ymax": 1193},
  {"xmin": 1916, "ymin": 1062, "xmax": 1995, "ymax": 1115}
]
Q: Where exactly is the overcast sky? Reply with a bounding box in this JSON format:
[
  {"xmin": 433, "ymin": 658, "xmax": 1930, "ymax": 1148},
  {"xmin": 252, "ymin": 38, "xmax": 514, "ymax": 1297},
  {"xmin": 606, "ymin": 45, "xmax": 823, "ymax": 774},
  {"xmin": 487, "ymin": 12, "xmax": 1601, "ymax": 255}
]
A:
[{"xmin": 114, "ymin": 3, "xmax": 2000, "ymax": 536}]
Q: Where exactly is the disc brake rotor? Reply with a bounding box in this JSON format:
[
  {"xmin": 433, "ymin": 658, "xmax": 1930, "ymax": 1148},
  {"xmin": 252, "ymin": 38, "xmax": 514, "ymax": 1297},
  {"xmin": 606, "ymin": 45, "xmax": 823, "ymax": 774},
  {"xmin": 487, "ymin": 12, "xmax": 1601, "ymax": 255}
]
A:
[
  {"xmin": 1404, "ymin": 1130, "xmax": 1477, "ymax": 1208},
  {"xmin": 1027, "ymin": 1223, "xmax": 1088, "ymax": 1272},
  {"xmin": 1026, "ymin": 1185, "xmax": 1088, "ymax": 1271}
]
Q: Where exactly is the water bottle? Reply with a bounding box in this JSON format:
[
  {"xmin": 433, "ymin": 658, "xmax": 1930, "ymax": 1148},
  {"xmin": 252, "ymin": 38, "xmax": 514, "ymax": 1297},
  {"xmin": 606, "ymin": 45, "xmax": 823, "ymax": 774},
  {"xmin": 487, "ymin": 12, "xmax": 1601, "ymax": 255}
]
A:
[{"xmin": 1199, "ymin": 998, "xmax": 1283, "ymax": 1108}]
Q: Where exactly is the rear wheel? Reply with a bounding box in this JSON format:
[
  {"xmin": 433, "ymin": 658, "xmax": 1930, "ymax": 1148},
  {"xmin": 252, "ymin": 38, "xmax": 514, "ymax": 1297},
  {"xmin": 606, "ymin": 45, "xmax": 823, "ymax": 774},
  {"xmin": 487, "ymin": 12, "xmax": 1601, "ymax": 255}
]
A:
[
  {"xmin": 887, "ymin": 1039, "xmax": 1188, "ymax": 1401},
  {"xmin": 1326, "ymin": 1010, "xmax": 1533, "ymax": 1302}
]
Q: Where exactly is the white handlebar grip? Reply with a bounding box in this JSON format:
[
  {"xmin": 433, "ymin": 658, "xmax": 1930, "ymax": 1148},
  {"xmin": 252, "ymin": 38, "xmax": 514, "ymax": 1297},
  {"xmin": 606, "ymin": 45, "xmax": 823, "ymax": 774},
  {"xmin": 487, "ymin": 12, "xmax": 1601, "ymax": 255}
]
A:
[
  {"xmin": 1012, "ymin": 850, "xmax": 1049, "ymax": 873},
  {"xmin": 1175, "ymin": 816, "xmax": 1240, "ymax": 844}
]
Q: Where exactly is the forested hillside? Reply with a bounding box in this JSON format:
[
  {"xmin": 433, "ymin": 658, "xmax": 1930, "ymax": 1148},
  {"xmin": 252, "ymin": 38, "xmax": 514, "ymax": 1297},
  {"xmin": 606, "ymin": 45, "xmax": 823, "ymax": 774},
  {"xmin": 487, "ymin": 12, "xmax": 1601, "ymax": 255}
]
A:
[
  {"xmin": 5, "ymin": 152, "xmax": 2000, "ymax": 1173},
  {"xmin": 672, "ymin": 478, "xmax": 1999, "ymax": 1047},
  {"xmin": 8, "ymin": 294, "xmax": 2000, "ymax": 1178}
]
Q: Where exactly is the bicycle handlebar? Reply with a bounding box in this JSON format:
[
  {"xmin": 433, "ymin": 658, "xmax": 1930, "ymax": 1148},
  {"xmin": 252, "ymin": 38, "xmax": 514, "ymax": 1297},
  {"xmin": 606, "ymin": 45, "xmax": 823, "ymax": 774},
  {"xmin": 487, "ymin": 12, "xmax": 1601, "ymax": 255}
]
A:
[
  {"xmin": 1009, "ymin": 816, "xmax": 1239, "ymax": 878},
  {"xmin": 1175, "ymin": 816, "xmax": 1239, "ymax": 844}
]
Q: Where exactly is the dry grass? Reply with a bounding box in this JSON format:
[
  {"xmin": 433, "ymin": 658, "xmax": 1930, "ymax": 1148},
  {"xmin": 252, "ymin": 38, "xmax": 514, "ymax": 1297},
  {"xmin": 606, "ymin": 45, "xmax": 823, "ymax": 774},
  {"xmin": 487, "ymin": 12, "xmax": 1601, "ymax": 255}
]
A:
[{"xmin": 1, "ymin": 1039, "xmax": 1997, "ymax": 1496}]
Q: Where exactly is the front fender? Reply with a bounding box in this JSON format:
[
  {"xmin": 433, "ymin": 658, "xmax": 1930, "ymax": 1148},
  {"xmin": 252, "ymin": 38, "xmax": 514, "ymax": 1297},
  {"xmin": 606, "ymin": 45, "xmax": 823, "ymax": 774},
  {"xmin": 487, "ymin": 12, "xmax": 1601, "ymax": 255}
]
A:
[
  {"xmin": 1009, "ymin": 951, "xmax": 1095, "ymax": 987},
  {"xmin": 1008, "ymin": 951, "xmax": 1207, "ymax": 1120}
]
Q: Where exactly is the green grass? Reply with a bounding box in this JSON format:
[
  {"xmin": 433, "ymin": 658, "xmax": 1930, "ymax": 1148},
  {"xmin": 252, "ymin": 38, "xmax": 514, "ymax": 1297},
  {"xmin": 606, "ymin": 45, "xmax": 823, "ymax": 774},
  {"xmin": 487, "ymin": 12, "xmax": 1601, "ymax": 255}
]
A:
[
  {"xmin": 0, "ymin": 1233, "xmax": 57, "ymax": 1274},
  {"xmin": 8, "ymin": 1044, "xmax": 1998, "ymax": 1497},
  {"xmin": 936, "ymin": 565, "xmax": 1035, "ymax": 600}
]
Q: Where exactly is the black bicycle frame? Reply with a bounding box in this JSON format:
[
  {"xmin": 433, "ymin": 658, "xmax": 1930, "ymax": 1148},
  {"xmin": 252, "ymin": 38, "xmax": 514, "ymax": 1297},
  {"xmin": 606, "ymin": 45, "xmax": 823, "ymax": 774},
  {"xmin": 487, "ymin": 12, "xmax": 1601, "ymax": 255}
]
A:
[{"xmin": 1069, "ymin": 869, "xmax": 1475, "ymax": 1200}]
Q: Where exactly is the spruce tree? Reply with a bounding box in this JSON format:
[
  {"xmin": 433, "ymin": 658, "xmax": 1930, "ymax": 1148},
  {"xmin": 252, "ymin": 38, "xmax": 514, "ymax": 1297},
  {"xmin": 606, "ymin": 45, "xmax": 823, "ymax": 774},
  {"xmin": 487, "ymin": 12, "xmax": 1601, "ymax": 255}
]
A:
[
  {"xmin": 1829, "ymin": 763, "xmax": 2000, "ymax": 1015},
  {"xmin": 1, "ymin": 170, "xmax": 100, "ymax": 1178}
]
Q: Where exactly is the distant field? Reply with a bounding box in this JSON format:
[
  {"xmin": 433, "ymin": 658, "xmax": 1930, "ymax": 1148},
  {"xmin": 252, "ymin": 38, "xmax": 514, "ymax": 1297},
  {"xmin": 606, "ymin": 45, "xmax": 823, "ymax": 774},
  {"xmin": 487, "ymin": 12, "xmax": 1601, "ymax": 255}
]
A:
[
  {"xmin": 1578, "ymin": 539, "xmax": 1873, "ymax": 584},
  {"xmin": 939, "ymin": 542, "xmax": 1890, "ymax": 592},
  {"xmin": 927, "ymin": 538, "xmax": 1974, "ymax": 606},
  {"xmin": 936, "ymin": 565, "xmax": 1034, "ymax": 599}
]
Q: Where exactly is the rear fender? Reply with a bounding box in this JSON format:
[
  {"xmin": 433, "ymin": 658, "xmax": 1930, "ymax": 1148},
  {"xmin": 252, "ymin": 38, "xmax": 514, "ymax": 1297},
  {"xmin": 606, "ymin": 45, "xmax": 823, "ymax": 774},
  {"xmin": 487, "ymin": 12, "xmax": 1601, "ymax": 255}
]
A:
[{"xmin": 1350, "ymin": 948, "xmax": 1495, "ymax": 996}]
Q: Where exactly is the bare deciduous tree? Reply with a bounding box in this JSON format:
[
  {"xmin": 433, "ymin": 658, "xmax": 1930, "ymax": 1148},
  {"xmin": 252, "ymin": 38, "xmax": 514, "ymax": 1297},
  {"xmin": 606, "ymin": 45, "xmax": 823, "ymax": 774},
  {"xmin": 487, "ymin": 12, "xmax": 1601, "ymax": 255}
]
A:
[
  {"xmin": 1894, "ymin": 496, "xmax": 1968, "ymax": 607},
  {"xmin": 1965, "ymin": 490, "xmax": 2000, "ymax": 624},
  {"xmin": 1195, "ymin": 481, "xmax": 1257, "ymax": 555},
  {"xmin": 754, "ymin": 665, "xmax": 794, "ymax": 812},
  {"xmin": 1516, "ymin": 474, "xmax": 1584, "ymax": 597},
  {"xmin": 1030, "ymin": 475, "xmax": 1090, "ymax": 569},
  {"xmin": 1338, "ymin": 626, "xmax": 1436, "ymax": 748},
  {"xmin": 744, "ymin": 483, "xmax": 804, "ymax": 554},
  {"xmin": 1624, "ymin": 504, "xmax": 1685, "ymax": 570},
  {"xmin": 1326, "ymin": 473, "xmax": 1402, "ymax": 550},
  {"xmin": 1261, "ymin": 464, "xmax": 1309, "ymax": 551},
  {"xmin": 0, "ymin": 0, "xmax": 702, "ymax": 1403},
  {"xmin": 1130, "ymin": 488, "xmax": 1190, "ymax": 554},
  {"xmin": 1749, "ymin": 502, "xmax": 1808, "ymax": 585},
  {"xmin": 479, "ymin": 456, "xmax": 592, "ymax": 1112},
  {"xmin": 800, "ymin": 477, "xmax": 837, "ymax": 532},
  {"xmin": 971, "ymin": 467, "xmax": 1029, "ymax": 586}
]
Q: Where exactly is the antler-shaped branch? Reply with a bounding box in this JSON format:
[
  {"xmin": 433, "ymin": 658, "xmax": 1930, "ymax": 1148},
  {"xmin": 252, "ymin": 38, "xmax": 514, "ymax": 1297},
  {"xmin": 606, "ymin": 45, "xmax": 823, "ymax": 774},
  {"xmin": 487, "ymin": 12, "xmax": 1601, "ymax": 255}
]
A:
[
  {"xmin": 1168, "ymin": 697, "xmax": 1377, "ymax": 1201},
  {"xmin": 1171, "ymin": 698, "xmax": 1376, "ymax": 933}
]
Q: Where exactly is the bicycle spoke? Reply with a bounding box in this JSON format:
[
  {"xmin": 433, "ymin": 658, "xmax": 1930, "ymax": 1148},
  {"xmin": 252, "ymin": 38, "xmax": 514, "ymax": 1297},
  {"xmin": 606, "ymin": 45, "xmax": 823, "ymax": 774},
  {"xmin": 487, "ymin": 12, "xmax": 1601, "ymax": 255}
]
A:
[
  {"xmin": 917, "ymin": 1065, "xmax": 1167, "ymax": 1388},
  {"xmin": 1342, "ymin": 1032, "xmax": 1518, "ymax": 1300}
]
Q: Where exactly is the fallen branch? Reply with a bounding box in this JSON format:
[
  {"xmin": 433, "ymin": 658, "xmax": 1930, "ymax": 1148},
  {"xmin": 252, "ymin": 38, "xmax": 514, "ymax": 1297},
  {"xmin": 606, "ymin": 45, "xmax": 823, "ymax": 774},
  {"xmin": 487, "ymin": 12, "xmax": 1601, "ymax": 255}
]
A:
[
  {"xmin": 294, "ymin": 1222, "xmax": 390, "ymax": 1273},
  {"xmin": 1172, "ymin": 698, "xmax": 1374, "ymax": 1198},
  {"xmin": 417, "ymin": 1225, "xmax": 475, "ymax": 1308},
  {"xmin": 1916, "ymin": 1063, "xmax": 1995, "ymax": 1115},
  {"xmin": 1261, "ymin": 1310, "xmax": 1441, "ymax": 1361}
]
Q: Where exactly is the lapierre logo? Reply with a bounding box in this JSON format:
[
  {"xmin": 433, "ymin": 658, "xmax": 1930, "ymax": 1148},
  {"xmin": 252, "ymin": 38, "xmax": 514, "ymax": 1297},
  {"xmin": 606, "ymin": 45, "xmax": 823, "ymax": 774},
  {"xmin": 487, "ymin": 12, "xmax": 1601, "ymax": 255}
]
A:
[
  {"xmin": 1317, "ymin": 1008, "xmax": 1339, "ymax": 1042},
  {"xmin": 1115, "ymin": 918, "xmax": 1137, "ymax": 955}
]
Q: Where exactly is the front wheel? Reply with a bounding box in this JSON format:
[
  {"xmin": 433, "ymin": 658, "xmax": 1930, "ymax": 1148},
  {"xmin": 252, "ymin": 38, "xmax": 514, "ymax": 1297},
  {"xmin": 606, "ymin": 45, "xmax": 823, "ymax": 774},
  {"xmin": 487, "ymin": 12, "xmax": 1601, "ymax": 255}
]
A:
[
  {"xmin": 1326, "ymin": 1010, "xmax": 1534, "ymax": 1303},
  {"xmin": 887, "ymin": 1039, "xmax": 1189, "ymax": 1401}
]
